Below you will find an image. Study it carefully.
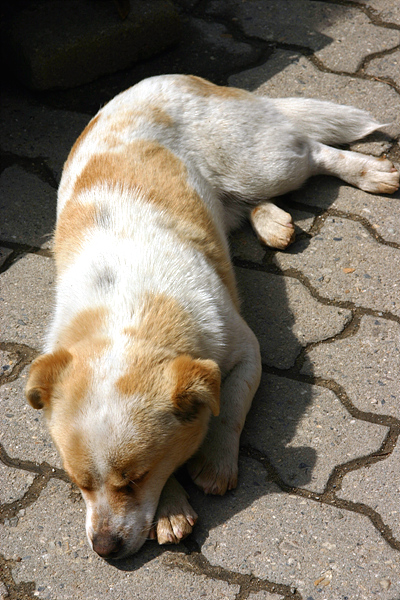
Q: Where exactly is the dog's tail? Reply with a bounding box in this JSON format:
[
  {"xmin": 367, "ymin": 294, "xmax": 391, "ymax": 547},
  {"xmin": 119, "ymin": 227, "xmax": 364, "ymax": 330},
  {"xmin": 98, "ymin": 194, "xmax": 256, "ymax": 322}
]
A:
[{"xmin": 269, "ymin": 98, "xmax": 385, "ymax": 145}]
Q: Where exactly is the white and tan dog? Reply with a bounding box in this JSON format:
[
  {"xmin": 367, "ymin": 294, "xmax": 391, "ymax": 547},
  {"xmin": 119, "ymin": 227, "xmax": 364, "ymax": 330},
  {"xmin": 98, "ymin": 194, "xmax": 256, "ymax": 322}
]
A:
[{"xmin": 25, "ymin": 75, "xmax": 399, "ymax": 559}]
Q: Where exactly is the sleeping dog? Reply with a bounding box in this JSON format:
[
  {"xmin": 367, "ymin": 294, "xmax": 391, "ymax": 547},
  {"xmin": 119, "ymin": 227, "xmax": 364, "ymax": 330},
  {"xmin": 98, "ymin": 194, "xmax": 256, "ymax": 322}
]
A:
[{"xmin": 26, "ymin": 75, "xmax": 399, "ymax": 559}]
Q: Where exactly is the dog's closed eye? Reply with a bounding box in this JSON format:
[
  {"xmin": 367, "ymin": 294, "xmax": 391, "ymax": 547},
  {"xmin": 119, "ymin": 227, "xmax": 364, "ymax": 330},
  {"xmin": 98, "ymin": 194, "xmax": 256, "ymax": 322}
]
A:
[{"xmin": 121, "ymin": 470, "xmax": 150, "ymax": 491}]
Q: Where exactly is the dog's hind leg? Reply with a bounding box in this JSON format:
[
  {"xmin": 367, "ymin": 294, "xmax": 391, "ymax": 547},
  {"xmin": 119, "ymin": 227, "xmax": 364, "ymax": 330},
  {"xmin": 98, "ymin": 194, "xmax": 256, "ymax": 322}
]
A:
[
  {"xmin": 311, "ymin": 141, "xmax": 399, "ymax": 194},
  {"xmin": 187, "ymin": 316, "xmax": 261, "ymax": 495},
  {"xmin": 250, "ymin": 202, "xmax": 296, "ymax": 249}
]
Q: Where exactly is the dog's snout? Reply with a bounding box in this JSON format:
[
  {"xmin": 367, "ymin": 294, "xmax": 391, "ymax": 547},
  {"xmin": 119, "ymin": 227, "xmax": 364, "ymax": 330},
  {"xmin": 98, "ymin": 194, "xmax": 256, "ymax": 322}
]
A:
[{"xmin": 92, "ymin": 531, "xmax": 124, "ymax": 559}]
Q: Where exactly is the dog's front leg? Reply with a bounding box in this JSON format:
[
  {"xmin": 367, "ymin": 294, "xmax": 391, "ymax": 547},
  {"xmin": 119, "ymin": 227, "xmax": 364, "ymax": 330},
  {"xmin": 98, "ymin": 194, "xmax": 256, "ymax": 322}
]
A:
[
  {"xmin": 152, "ymin": 475, "xmax": 198, "ymax": 545},
  {"xmin": 188, "ymin": 318, "xmax": 262, "ymax": 495}
]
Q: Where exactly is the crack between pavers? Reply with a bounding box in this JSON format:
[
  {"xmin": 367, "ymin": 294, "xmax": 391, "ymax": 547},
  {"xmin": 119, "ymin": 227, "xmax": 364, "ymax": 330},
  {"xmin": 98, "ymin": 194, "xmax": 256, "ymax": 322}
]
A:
[
  {"xmin": 0, "ymin": 443, "xmax": 70, "ymax": 524},
  {"xmin": 241, "ymin": 429, "xmax": 400, "ymax": 553},
  {"xmin": 0, "ymin": 151, "xmax": 58, "ymax": 189},
  {"xmin": 308, "ymin": 50, "xmax": 400, "ymax": 94},
  {"xmin": 268, "ymin": 39, "xmax": 400, "ymax": 96},
  {"xmin": 233, "ymin": 256, "xmax": 400, "ymax": 325},
  {"xmin": 313, "ymin": 0, "xmax": 400, "ymax": 31},
  {"xmin": 0, "ymin": 342, "xmax": 38, "ymax": 385},
  {"xmin": 0, "ymin": 554, "xmax": 36, "ymax": 600},
  {"xmin": 0, "ymin": 245, "xmax": 53, "ymax": 276},
  {"xmin": 163, "ymin": 548, "xmax": 302, "ymax": 600},
  {"xmin": 305, "ymin": 207, "xmax": 400, "ymax": 250},
  {"xmin": 261, "ymin": 364, "xmax": 400, "ymax": 427}
]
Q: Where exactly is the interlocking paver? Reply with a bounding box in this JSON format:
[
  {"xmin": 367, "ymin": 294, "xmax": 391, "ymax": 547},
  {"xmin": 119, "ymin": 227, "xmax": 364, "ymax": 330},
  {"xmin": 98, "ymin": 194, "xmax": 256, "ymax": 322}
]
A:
[
  {"xmin": 0, "ymin": 253, "xmax": 54, "ymax": 348},
  {"xmin": 0, "ymin": 166, "xmax": 56, "ymax": 248},
  {"xmin": 248, "ymin": 592, "xmax": 283, "ymax": 600},
  {"xmin": 352, "ymin": 0, "xmax": 400, "ymax": 25},
  {"xmin": 0, "ymin": 247, "xmax": 12, "ymax": 268},
  {"xmin": 209, "ymin": 0, "xmax": 400, "ymax": 72},
  {"xmin": 339, "ymin": 443, "xmax": 400, "ymax": 540},
  {"xmin": 0, "ymin": 86, "xmax": 90, "ymax": 180},
  {"xmin": 242, "ymin": 372, "xmax": 388, "ymax": 491},
  {"xmin": 0, "ymin": 480, "xmax": 239, "ymax": 600},
  {"xmin": 274, "ymin": 216, "xmax": 400, "ymax": 316},
  {"xmin": 195, "ymin": 457, "xmax": 400, "ymax": 600},
  {"xmin": 290, "ymin": 177, "xmax": 400, "ymax": 245},
  {"xmin": 236, "ymin": 268, "xmax": 352, "ymax": 369},
  {"xmin": 0, "ymin": 462, "xmax": 35, "ymax": 505},
  {"xmin": 366, "ymin": 48, "xmax": 400, "ymax": 89},
  {"xmin": 0, "ymin": 367, "xmax": 60, "ymax": 466},
  {"xmin": 302, "ymin": 315, "xmax": 400, "ymax": 418}
]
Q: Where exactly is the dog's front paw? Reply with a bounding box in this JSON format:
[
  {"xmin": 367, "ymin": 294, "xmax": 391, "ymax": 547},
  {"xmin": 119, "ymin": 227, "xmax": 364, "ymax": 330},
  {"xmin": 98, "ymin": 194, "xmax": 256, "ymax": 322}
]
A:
[
  {"xmin": 152, "ymin": 476, "xmax": 198, "ymax": 545},
  {"xmin": 250, "ymin": 203, "xmax": 295, "ymax": 250},
  {"xmin": 187, "ymin": 450, "xmax": 238, "ymax": 496}
]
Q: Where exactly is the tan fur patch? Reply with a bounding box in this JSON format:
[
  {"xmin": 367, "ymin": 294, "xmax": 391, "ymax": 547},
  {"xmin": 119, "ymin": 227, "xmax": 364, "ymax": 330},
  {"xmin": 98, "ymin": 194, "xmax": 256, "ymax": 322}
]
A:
[
  {"xmin": 184, "ymin": 75, "xmax": 251, "ymax": 100},
  {"xmin": 117, "ymin": 293, "xmax": 206, "ymax": 400},
  {"xmin": 124, "ymin": 294, "xmax": 202, "ymax": 356},
  {"xmin": 53, "ymin": 201, "xmax": 97, "ymax": 272},
  {"xmin": 71, "ymin": 140, "xmax": 238, "ymax": 305},
  {"xmin": 57, "ymin": 307, "xmax": 109, "ymax": 349},
  {"xmin": 107, "ymin": 104, "xmax": 173, "ymax": 134}
]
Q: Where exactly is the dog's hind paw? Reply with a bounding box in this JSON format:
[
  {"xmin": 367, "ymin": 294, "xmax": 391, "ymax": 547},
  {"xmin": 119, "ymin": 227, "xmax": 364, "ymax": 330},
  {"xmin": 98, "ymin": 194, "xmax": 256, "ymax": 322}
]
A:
[
  {"xmin": 358, "ymin": 157, "xmax": 399, "ymax": 194},
  {"xmin": 187, "ymin": 451, "xmax": 238, "ymax": 496},
  {"xmin": 153, "ymin": 476, "xmax": 198, "ymax": 545}
]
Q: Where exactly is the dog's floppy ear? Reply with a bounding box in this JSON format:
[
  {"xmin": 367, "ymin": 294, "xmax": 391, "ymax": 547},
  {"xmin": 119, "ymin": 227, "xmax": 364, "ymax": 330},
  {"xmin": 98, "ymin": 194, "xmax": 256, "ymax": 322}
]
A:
[
  {"xmin": 25, "ymin": 349, "xmax": 73, "ymax": 409},
  {"xmin": 170, "ymin": 355, "xmax": 220, "ymax": 421}
]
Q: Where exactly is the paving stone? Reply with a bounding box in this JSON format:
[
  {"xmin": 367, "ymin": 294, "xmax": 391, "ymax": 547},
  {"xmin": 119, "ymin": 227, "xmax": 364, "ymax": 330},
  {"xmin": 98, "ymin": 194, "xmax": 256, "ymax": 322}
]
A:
[
  {"xmin": 0, "ymin": 85, "xmax": 90, "ymax": 181},
  {"xmin": 248, "ymin": 592, "xmax": 283, "ymax": 600},
  {"xmin": 301, "ymin": 316, "xmax": 400, "ymax": 418},
  {"xmin": 338, "ymin": 443, "xmax": 400, "ymax": 540},
  {"xmin": 229, "ymin": 50, "xmax": 400, "ymax": 139},
  {"xmin": 352, "ymin": 0, "xmax": 400, "ymax": 25},
  {"xmin": 230, "ymin": 222, "xmax": 268, "ymax": 265},
  {"xmin": 0, "ymin": 462, "xmax": 35, "ymax": 505},
  {"xmin": 0, "ymin": 166, "xmax": 56, "ymax": 248},
  {"xmin": 190, "ymin": 18, "xmax": 257, "ymax": 66},
  {"xmin": 290, "ymin": 176, "xmax": 400, "ymax": 245},
  {"xmin": 195, "ymin": 457, "xmax": 400, "ymax": 600},
  {"xmin": 0, "ymin": 480, "xmax": 239, "ymax": 600},
  {"xmin": 273, "ymin": 216, "xmax": 400, "ymax": 316},
  {"xmin": 0, "ymin": 247, "xmax": 12, "ymax": 268},
  {"xmin": 0, "ymin": 366, "xmax": 60, "ymax": 467},
  {"xmin": 235, "ymin": 267, "xmax": 352, "ymax": 369},
  {"xmin": 242, "ymin": 372, "xmax": 388, "ymax": 492},
  {"xmin": 0, "ymin": 253, "xmax": 55, "ymax": 348},
  {"xmin": 366, "ymin": 48, "xmax": 400, "ymax": 89},
  {"xmin": 209, "ymin": 0, "xmax": 400, "ymax": 73},
  {"xmin": 2, "ymin": 0, "xmax": 181, "ymax": 90}
]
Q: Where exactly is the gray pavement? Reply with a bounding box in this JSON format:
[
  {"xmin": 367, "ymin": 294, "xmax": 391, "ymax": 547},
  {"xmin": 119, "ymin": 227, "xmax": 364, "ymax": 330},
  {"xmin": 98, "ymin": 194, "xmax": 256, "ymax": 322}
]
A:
[{"xmin": 1, "ymin": 1, "xmax": 400, "ymax": 599}]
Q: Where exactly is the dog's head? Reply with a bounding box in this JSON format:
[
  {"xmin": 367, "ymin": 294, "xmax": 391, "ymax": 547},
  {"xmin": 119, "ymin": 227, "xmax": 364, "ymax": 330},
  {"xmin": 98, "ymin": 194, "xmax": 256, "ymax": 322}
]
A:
[{"xmin": 25, "ymin": 343, "xmax": 220, "ymax": 558}]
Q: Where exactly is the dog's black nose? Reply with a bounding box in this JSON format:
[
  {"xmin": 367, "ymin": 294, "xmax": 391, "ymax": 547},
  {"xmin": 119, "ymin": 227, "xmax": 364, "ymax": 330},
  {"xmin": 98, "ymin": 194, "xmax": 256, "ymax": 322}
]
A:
[{"xmin": 92, "ymin": 532, "xmax": 124, "ymax": 558}]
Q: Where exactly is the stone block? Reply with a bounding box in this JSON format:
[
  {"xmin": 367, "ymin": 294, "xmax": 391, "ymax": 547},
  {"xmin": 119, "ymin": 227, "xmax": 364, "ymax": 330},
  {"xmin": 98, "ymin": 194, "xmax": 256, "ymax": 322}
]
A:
[
  {"xmin": 2, "ymin": 0, "xmax": 181, "ymax": 90},
  {"xmin": 242, "ymin": 372, "xmax": 387, "ymax": 492},
  {"xmin": 235, "ymin": 267, "xmax": 352, "ymax": 369}
]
